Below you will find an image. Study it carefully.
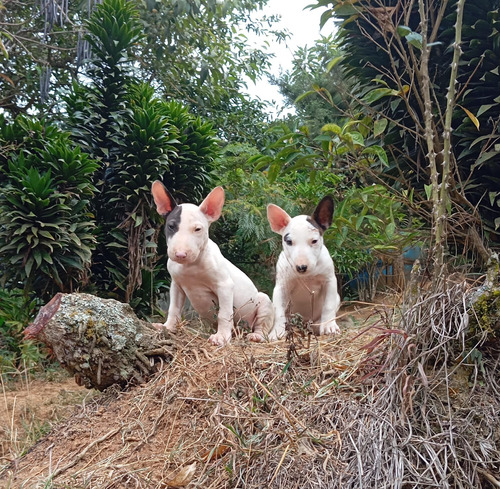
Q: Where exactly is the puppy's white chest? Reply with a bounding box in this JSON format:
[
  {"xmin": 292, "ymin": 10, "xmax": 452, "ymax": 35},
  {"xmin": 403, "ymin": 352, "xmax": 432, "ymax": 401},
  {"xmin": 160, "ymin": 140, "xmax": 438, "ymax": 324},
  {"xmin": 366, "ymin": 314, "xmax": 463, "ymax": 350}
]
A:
[
  {"xmin": 168, "ymin": 260, "xmax": 218, "ymax": 313},
  {"xmin": 282, "ymin": 274, "xmax": 327, "ymax": 321}
]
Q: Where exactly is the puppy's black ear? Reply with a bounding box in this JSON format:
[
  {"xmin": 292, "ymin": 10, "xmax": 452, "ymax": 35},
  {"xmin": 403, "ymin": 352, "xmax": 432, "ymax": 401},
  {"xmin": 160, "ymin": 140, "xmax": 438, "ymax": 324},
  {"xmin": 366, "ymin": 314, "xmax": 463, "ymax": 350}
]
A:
[{"xmin": 312, "ymin": 196, "xmax": 334, "ymax": 232}]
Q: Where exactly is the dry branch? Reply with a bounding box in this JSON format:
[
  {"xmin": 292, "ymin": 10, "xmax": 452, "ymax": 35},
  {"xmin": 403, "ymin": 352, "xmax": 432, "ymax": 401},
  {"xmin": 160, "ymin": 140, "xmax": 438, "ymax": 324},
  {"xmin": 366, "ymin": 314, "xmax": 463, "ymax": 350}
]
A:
[{"xmin": 24, "ymin": 293, "xmax": 176, "ymax": 390}]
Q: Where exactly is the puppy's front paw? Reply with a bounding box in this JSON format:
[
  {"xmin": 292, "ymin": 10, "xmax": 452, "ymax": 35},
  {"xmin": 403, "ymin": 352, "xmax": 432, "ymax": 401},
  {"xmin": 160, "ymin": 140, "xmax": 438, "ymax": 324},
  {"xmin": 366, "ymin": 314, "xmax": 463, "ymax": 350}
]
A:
[
  {"xmin": 267, "ymin": 325, "xmax": 286, "ymax": 342},
  {"xmin": 319, "ymin": 321, "xmax": 340, "ymax": 335},
  {"xmin": 247, "ymin": 332, "xmax": 265, "ymax": 343},
  {"xmin": 152, "ymin": 322, "xmax": 168, "ymax": 331},
  {"xmin": 152, "ymin": 320, "xmax": 177, "ymax": 332},
  {"xmin": 208, "ymin": 332, "xmax": 231, "ymax": 347}
]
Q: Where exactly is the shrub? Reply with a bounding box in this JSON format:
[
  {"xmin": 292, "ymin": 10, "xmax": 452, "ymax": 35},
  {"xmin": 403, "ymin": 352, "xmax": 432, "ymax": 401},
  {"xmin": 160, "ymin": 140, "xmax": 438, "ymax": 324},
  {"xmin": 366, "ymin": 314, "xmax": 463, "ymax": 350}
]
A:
[
  {"xmin": 0, "ymin": 288, "xmax": 43, "ymax": 373},
  {"xmin": 0, "ymin": 115, "xmax": 97, "ymax": 298}
]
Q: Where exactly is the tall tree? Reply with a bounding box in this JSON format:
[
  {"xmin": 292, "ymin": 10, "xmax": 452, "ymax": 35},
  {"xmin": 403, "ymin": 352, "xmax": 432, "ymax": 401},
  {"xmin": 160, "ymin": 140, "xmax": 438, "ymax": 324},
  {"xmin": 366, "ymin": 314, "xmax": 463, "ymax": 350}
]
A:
[
  {"xmin": 308, "ymin": 0, "xmax": 500, "ymax": 265},
  {"xmin": 136, "ymin": 0, "xmax": 282, "ymax": 134},
  {"xmin": 64, "ymin": 0, "xmax": 219, "ymax": 307},
  {"xmin": 273, "ymin": 35, "xmax": 355, "ymax": 135},
  {"xmin": 0, "ymin": 0, "xmax": 282, "ymax": 141}
]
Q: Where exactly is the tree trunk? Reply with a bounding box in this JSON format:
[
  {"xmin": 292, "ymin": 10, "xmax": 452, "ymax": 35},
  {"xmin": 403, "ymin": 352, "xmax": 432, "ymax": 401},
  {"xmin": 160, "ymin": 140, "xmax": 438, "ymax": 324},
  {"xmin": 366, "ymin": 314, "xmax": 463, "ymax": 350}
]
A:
[
  {"xmin": 418, "ymin": 0, "xmax": 466, "ymax": 277},
  {"xmin": 24, "ymin": 293, "xmax": 175, "ymax": 391}
]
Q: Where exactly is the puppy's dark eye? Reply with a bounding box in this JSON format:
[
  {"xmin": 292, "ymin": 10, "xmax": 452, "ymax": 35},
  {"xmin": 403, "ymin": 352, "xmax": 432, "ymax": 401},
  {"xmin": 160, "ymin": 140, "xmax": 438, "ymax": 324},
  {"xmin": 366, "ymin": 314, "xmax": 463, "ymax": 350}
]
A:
[
  {"xmin": 168, "ymin": 223, "xmax": 175, "ymax": 230},
  {"xmin": 285, "ymin": 238, "xmax": 293, "ymax": 246},
  {"xmin": 195, "ymin": 226, "xmax": 202, "ymax": 232},
  {"xmin": 311, "ymin": 238, "xmax": 318, "ymax": 244}
]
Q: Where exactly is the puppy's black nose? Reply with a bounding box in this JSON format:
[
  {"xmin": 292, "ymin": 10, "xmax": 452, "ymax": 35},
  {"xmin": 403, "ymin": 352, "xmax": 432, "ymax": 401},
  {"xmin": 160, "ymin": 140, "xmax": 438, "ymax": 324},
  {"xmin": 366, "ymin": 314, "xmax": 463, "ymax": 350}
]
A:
[{"xmin": 296, "ymin": 265, "xmax": 308, "ymax": 273}]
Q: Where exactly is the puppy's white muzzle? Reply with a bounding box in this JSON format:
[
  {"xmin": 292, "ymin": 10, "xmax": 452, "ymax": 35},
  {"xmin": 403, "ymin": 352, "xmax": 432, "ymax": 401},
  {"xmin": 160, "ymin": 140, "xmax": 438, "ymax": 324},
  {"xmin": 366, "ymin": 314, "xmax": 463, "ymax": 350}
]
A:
[{"xmin": 168, "ymin": 248, "xmax": 199, "ymax": 264}]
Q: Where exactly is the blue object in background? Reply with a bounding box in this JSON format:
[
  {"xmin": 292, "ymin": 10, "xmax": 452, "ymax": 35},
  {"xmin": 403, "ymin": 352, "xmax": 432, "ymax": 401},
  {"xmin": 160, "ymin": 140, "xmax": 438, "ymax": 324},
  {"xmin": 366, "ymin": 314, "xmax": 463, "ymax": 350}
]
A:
[{"xmin": 342, "ymin": 246, "xmax": 422, "ymax": 295}]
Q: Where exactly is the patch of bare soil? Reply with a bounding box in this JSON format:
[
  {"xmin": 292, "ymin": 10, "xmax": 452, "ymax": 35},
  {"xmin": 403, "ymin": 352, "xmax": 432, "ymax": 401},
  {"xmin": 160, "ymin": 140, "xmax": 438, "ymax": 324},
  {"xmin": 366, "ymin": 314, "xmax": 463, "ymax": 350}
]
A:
[
  {"xmin": 0, "ymin": 373, "xmax": 92, "ymax": 470},
  {"xmin": 0, "ymin": 301, "xmax": 384, "ymax": 489}
]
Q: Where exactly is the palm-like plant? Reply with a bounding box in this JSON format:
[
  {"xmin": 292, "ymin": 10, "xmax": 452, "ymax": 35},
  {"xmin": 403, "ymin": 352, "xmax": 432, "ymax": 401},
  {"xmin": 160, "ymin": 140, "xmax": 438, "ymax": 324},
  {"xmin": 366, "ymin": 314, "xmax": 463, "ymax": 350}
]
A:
[
  {"xmin": 0, "ymin": 115, "xmax": 97, "ymax": 297},
  {"xmin": 65, "ymin": 0, "xmax": 218, "ymax": 309}
]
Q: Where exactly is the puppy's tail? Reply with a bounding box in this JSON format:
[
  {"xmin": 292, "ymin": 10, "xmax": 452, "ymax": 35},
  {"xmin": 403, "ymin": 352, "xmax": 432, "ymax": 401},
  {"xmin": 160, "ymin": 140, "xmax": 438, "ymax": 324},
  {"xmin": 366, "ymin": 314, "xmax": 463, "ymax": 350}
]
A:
[{"xmin": 248, "ymin": 292, "xmax": 274, "ymax": 342}]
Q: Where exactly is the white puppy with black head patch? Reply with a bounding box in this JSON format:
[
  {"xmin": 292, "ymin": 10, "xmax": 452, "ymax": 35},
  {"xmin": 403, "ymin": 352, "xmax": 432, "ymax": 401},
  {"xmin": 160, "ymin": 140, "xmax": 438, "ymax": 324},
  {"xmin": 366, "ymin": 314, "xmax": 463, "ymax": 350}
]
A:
[
  {"xmin": 267, "ymin": 196, "xmax": 340, "ymax": 340},
  {"xmin": 151, "ymin": 181, "xmax": 273, "ymax": 347}
]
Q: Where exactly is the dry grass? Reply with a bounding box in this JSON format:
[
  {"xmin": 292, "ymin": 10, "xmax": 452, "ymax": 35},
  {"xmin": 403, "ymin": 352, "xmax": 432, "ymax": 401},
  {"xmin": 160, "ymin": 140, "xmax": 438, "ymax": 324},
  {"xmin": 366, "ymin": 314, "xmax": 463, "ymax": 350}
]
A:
[
  {"xmin": 0, "ymin": 369, "xmax": 91, "ymax": 474},
  {"xmin": 1, "ymin": 281, "xmax": 499, "ymax": 489},
  {"xmin": 335, "ymin": 273, "xmax": 500, "ymax": 488}
]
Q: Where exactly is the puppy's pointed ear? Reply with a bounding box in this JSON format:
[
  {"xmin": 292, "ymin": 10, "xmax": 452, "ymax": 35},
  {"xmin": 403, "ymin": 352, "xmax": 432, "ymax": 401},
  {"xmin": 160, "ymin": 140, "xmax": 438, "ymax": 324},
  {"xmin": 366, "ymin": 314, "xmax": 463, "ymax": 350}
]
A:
[
  {"xmin": 312, "ymin": 196, "xmax": 334, "ymax": 232},
  {"xmin": 199, "ymin": 186, "xmax": 225, "ymax": 223},
  {"xmin": 152, "ymin": 180, "xmax": 177, "ymax": 216},
  {"xmin": 267, "ymin": 204, "xmax": 291, "ymax": 235}
]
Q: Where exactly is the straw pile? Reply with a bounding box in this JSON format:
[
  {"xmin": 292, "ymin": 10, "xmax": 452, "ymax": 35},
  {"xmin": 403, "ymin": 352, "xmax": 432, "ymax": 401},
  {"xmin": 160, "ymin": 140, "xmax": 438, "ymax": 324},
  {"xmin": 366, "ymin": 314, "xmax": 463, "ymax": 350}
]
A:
[{"xmin": 2, "ymin": 276, "xmax": 499, "ymax": 488}]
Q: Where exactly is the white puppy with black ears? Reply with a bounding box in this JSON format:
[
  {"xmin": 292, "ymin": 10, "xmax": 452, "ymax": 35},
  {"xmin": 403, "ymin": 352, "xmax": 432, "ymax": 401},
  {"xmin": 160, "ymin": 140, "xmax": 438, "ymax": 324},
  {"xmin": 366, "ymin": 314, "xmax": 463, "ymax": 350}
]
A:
[{"xmin": 267, "ymin": 196, "xmax": 341, "ymax": 340}]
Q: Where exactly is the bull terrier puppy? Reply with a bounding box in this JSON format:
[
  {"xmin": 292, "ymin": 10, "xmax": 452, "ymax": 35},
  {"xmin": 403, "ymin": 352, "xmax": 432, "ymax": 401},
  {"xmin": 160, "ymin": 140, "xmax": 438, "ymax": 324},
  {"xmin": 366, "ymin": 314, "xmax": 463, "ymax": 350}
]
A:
[
  {"xmin": 267, "ymin": 196, "xmax": 340, "ymax": 340},
  {"xmin": 151, "ymin": 181, "xmax": 273, "ymax": 346}
]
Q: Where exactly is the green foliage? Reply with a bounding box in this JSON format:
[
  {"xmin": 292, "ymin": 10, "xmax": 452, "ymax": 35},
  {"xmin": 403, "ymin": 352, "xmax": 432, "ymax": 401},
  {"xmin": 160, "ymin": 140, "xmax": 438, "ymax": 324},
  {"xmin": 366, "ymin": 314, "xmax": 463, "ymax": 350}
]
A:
[
  {"xmin": 330, "ymin": 184, "xmax": 423, "ymax": 299},
  {"xmin": 0, "ymin": 288, "xmax": 44, "ymax": 372},
  {"xmin": 85, "ymin": 0, "xmax": 143, "ymax": 65},
  {"xmin": 64, "ymin": 0, "xmax": 219, "ymax": 310},
  {"xmin": 251, "ymin": 118, "xmax": 389, "ymax": 184},
  {"xmin": 217, "ymin": 142, "xmax": 419, "ymax": 301},
  {"xmin": 0, "ymin": 115, "xmax": 97, "ymax": 297},
  {"xmin": 213, "ymin": 143, "xmax": 286, "ymax": 293},
  {"xmin": 251, "ymin": 121, "xmax": 319, "ymax": 183},
  {"xmin": 333, "ymin": 185, "xmax": 414, "ymax": 255},
  {"xmin": 1, "ymin": 0, "xmax": 221, "ymax": 317},
  {"xmin": 272, "ymin": 35, "xmax": 354, "ymax": 135},
  {"xmin": 314, "ymin": 0, "xmax": 500, "ymax": 246}
]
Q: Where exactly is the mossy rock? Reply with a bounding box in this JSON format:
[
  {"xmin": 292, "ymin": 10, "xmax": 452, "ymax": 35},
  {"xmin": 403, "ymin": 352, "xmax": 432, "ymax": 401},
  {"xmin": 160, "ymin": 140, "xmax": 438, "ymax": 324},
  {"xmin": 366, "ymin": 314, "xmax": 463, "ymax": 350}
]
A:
[
  {"xmin": 470, "ymin": 288, "xmax": 500, "ymax": 334},
  {"xmin": 25, "ymin": 293, "xmax": 176, "ymax": 390}
]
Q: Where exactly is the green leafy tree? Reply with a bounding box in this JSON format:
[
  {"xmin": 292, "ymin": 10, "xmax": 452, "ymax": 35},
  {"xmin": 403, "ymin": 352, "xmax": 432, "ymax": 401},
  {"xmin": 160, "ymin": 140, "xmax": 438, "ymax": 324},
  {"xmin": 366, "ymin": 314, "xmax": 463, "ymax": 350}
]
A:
[
  {"xmin": 312, "ymin": 0, "xmax": 499, "ymax": 264},
  {"xmin": 135, "ymin": 0, "xmax": 282, "ymax": 138},
  {"xmin": 272, "ymin": 35, "xmax": 355, "ymax": 135},
  {"xmin": 1, "ymin": 0, "xmax": 281, "ymax": 144},
  {"xmin": 64, "ymin": 0, "xmax": 219, "ymax": 308}
]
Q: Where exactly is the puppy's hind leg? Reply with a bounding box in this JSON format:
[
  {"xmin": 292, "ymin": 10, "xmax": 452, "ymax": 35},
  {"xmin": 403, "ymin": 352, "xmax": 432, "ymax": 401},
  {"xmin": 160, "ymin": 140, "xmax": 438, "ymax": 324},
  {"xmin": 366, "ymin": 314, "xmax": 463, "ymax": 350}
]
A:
[{"xmin": 247, "ymin": 292, "xmax": 274, "ymax": 343}]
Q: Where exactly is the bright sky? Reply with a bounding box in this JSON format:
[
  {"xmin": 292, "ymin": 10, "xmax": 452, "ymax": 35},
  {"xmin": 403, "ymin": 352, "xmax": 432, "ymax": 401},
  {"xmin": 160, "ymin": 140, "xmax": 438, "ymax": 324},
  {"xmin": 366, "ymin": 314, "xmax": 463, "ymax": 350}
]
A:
[{"xmin": 243, "ymin": 0, "xmax": 328, "ymax": 115}]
